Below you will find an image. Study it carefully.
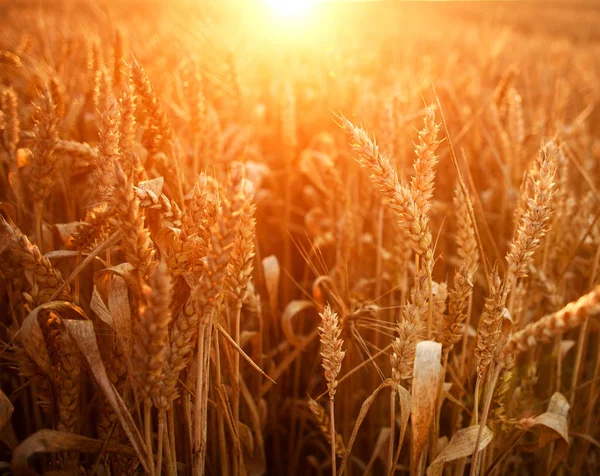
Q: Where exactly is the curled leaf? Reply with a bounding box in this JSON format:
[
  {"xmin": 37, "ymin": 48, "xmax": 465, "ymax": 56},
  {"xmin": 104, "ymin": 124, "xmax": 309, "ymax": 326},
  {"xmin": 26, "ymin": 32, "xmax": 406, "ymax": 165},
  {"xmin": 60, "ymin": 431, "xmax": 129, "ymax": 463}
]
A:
[
  {"xmin": 520, "ymin": 391, "xmax": 570, "ymax": 446},
  {"xmin": 262, "ymin": 255, "xmax": 280, "ymax": 312},
  {"xmin": 12, "ymin": 430, "xmax": 137, "ymax": 475},
  {"xmin": 65, "ymin": 320, "xmax": 149, "ymax": 472},
  {"xmin": 90, "ymin": 285, "xmax": 112, "ymax": 326},
  {"xmin": 52, "ymin": 222, "xmax": 79, "ymax": 247},
  {"xmin": 0, "ymin": 389, "xmax": 13, "ymax": 429},
  {"xmin": 94, "ymin": 262, "xmax": 137, "ymax": 300},
  {"xmin": 281, "ymin": 300, "xmax": 315, "ymax": 348},
  {"xmin": 426, "ymin": 425, "xmax": 494, "ymax": 476},
  {"xmin": 21, "ymin": 301, "xmax": 87, "ymax": 377},
  {"xmin": 49, "ymin": 231, "xmax": 121, "ymax": 302},
  {"xmin": 0, "ymin": 389, "xmax": 17, "ymax": 450},
  {"xmin": 396, "ymin": 384, "xmax": 412, "ymax": 455}
]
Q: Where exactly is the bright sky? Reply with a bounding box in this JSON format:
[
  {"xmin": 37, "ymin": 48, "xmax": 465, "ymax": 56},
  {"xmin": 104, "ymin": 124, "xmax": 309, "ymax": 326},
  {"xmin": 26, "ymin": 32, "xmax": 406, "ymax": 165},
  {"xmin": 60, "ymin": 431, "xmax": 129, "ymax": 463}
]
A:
[{"xmin": 263, "ymin": 0, "xmax": 321, "ymax": 18}]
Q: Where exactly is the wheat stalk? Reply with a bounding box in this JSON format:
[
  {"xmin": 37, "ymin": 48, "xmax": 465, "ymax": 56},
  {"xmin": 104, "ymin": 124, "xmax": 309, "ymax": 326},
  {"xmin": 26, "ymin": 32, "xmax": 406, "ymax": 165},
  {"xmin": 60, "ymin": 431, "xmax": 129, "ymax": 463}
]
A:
[{"xmin": 318, "ymin": 304, "xmax": 345, "ymax": 476}]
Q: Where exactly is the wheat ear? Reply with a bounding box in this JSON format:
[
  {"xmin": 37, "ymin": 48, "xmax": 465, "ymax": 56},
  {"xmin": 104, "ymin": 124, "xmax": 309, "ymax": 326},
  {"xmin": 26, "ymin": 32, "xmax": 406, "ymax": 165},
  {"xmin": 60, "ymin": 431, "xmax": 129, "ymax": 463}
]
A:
[
  {"xmin": 319, "ymin": 304, "xmax": 345, "ymax": 476},
  {"xmin": 501, "ymin": 284, "xmax": 600, "ymax": 360}
]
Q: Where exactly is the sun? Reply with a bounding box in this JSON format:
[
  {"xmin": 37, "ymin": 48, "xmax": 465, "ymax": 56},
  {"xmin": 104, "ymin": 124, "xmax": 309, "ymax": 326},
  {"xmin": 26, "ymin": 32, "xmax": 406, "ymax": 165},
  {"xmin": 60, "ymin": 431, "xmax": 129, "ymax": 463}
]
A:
[{"xmin": 264, "ymin": 0, "xmax": 319, "ymax": 19}]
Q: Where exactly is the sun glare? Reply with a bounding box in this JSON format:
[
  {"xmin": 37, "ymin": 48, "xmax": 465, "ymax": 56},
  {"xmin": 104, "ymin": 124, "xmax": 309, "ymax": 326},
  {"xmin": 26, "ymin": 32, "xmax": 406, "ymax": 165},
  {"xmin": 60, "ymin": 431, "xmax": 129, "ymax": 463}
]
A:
[{"xmin": 264, "ymin": 0, "xmax": 318, "ymax": 19}]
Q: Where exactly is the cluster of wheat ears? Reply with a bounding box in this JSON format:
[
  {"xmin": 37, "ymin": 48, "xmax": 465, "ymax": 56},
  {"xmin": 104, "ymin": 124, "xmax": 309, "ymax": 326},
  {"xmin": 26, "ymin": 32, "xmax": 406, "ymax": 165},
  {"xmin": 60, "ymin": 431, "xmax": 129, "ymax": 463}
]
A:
[{"xmin": 1, "ymin": 1, "xmax": 600, "ymax": 475}]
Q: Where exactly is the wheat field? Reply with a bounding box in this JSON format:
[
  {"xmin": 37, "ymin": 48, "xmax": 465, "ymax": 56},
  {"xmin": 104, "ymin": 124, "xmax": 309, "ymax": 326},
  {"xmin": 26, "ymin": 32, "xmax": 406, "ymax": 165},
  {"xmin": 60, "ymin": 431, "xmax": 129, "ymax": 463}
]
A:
[{"xmin": 1, "ymin": 0, "xmax": 600, "ymax": 474}]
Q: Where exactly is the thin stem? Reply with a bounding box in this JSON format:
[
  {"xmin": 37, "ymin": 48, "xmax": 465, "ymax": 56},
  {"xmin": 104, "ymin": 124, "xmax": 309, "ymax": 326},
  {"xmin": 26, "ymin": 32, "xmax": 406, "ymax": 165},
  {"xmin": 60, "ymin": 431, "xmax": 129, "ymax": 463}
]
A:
[
  {"xmin": 215, "ymin": 332, "xmax": 231, "ymax": 475},
  {"xmin": 391, "ymin": 419, "xmax": 404, "ymax": 476},
  {"xmin": 485, "ymin": 430, "xmax": 525, "ymax": 475},
  {"xmin": 461, "ymin": 293, "xmax": 474, "ymax": 378},
  {"xmin": 283, "ymin": 158, "xmax": 293, "ymax": 304},
  {"xmin": 168, "ymin": 406, "xmax": 177, "ymax": 476},
  {"xmin": 427, "ymin": 264, "xmax": 434, "ymax": 340},
  {"xmin": 35, "ymin": 201, "xmax": 43, "ymax": 253},
  {"xmin": 470, "ymin": 364, "xmax": 501, "ymax": 476},
  {"xmin": 144, "ymin": 400, "xmax": 155, "ymax": 476},
  {"xmin": 193, "ymin": 321, "xmax": 213, "ymax": 476},
  {"xmin": 330, "ymin": 397, "xmax": 337, "ymax": 476},
  {"xmin": 375, "ymin": 204, "xmax": 384, "ymax": 300},
  {"xmin": 473, "ymin": 373, "xmax": 482, "ymax": 424},
  {"xmin": 554, "ymin": 336, "xmax": 562, "ymax": 393},
  {"xmin": 574, "ymin": 262, "xmax": 600, "ymax": 473},
  {"xmin": 163, "ymin": 419, "xmax": 175, "ymax": 476},
  {"xmin": 388, "ymin": 389, "xmax": 396, "ymax": 476},
  {"xmin": 233, "ymin": 300, "xmax": 242, "ymax": 428},
  {"xmin": 156, "ymin": 410, "xmax": 165, "ymax": 476}
]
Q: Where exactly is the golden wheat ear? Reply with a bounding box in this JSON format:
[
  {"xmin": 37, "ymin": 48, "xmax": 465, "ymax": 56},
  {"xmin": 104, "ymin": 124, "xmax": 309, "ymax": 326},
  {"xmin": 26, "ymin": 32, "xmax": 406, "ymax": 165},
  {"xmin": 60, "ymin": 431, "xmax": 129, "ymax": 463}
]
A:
[{"xmin": 319, "ymin": 303, "xmax": 345, "ymax": 476}]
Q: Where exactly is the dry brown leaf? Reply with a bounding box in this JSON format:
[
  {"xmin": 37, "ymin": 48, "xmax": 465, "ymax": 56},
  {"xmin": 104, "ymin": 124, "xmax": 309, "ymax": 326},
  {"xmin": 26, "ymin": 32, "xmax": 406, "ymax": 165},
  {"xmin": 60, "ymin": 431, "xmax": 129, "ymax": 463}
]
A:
[
  {"xmin": 65, "ymin": 320, "xmax": 150, "ymax": 472},
  {"xmin": 396, "ymin": 384, "xmax": 411, "ymax": 455},
  {"xmin": 45, "ymin": 250, "xmax": 108, "ymax": 269},
  {"xmin": 95, "ymin": 262, "xmax": 137, "ymax": 298},
  {"xmin": 21, "ymin": 301, "xmax": 87, "ymax": 378},
  {"xmin": 434, "ymin": 436, "xmax": 449, "ymax": 462},
  {"xmin": 520, "ymin": 391, "xmax": 570, "ymax": 447},
  {"xmin": 52, "ymin": 222, "xmax": 78, "ymax": 247},
  {"xmin": 411, "ymin": 341, "xmax": 442, "ymax": 473},
  {"xmin": 426, "ymin": 425, "xmax": 494, "ymax": 476},
  {"xmin": 49, "ymin": 231, "xmax": 121, "ymax": 302},
  {"xmin": 45, "ymin": 250, "xmax": 81, "ymax": 260},
  {"xmin": 312, "ymin": 275, "xmax": 334, "ymax": 312},
  {"xmin": 20, "ymin": 306, "xmax": 55, "ymax": 378},
  {"xmin": 108, "ymin": 276, "xmax": 133, "ymax": 360},
  {"xmin": 281, "ymin": 300, "xmax": 315, "ymax": 347},
  {"xmin": 0, "ymin": 388, "xmax": 18, "ymax": 450},
  {"xmin": 12, "ymin": 429, "xmax": 137, "ymax": 475},
  {"xmin": 90, "ymin": 285, "xmax": 113, "ymax": 326},
  {"xmin": 0, "ymin": 389, "xmax": 14, "ymax": 429},
  {"xmin": 262, "ymin": 255, "xmax": 280, "ymax": 312}
]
